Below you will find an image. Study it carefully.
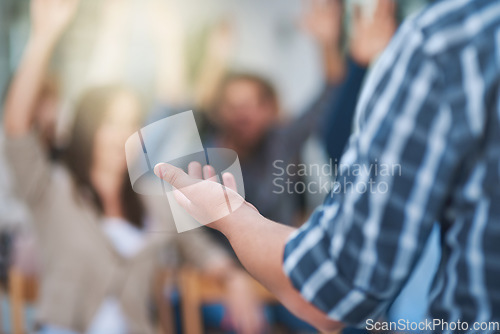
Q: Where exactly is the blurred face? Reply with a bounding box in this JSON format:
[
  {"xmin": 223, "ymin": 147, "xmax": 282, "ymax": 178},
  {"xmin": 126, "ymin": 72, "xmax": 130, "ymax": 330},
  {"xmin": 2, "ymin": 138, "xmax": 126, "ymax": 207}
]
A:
[
  {"xmin": 218, "ymin": 79, "xmax": 277, "ymax": 148},
  {"xmin": 92, "ymin": 92, "xmax": 142, "ymax": 178}
]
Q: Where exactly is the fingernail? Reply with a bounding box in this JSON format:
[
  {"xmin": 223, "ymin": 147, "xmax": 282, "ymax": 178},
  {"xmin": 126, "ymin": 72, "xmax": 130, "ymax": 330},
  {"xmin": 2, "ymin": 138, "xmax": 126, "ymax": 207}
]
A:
[{"xmin": 154, "ymin": 163, "xmax": 165, "ymax": 178}]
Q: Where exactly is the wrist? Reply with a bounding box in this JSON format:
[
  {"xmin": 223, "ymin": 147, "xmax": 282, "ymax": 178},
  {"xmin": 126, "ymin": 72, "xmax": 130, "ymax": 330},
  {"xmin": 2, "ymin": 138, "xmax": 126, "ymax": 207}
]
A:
[
  {"xmin": 347, "ymin": 54, "xmax": 369, "ymax": 73},
  {"xmin": 349, "ymin": 46, "xmax": 372, "ymax": 67},
  {"xmin": 323, "ymin": 49, "xmax": 345, "ymax": 83},
  {"xmin": 209, "ymin": 202, "xmax": 261, "ymax": 238},
  {"xmin": 204, "ymin": 54, "xmax": 228, "ymax": 70},
  {"xmin": 320, "ymin": 41, "xmax": 341, "ymax": 58},
  {"xmin": 28, "ymin": 32, "xmax": 59, "ymax": 52},
  {"xmin": 224, "ymin": 267, "xmax": 247, "ymax": 283}
]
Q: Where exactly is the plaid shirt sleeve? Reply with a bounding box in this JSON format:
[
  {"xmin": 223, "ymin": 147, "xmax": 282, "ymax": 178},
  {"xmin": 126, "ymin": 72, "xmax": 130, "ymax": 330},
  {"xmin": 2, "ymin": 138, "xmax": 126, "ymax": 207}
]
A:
[{"xmin": 283, "ymin": 20, "xmax": 476, "ymax": 326}]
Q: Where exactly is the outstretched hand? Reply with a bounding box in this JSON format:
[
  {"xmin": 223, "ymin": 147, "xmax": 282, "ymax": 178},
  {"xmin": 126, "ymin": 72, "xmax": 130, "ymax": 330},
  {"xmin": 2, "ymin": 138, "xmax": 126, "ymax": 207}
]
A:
[
  {"xmin": 154, "ymin": 162, "xmax": 257, "ymax": 229},
  {"xmin": 350, "ymin": 0, "xmax": 397, "ymax": 66},
  {"xmin": 155, "ymin": 162, "xmax": 340, "ymax": 332},
  {"xmin": 30, "ymin": 0, "xmax": 80, "ymax": 43}
]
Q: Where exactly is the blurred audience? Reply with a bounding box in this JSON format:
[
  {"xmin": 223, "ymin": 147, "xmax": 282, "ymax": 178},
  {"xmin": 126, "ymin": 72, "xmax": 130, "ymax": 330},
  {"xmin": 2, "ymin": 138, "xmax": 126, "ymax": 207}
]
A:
[
  {"xmin": 2, "ymin": 1, "xmax": 264, "ymax": 333},
  {"xmin": 148, "ymin": 1, "xmax": 399, "ymax": 332},
  {"xmin": 0, "ymin": 0, "xmax": 439, "ymax": 333}
]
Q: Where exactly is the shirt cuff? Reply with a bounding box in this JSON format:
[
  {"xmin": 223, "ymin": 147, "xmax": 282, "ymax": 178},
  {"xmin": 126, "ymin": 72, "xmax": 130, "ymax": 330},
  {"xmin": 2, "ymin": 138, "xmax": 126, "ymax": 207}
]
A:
[{"xmin": 282, "ymin": 213, "xmax": 385, "ymax": 327}]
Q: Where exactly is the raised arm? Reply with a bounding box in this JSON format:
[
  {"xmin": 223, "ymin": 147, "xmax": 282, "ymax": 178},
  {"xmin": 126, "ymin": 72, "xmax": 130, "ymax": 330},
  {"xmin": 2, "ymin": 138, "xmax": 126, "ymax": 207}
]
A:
[
  {"xmin": 194, "ymin": 20, "xmax": 234, "ymax": 110},
  {"xmin": 274, "ymin": 0, "xmax": 345, "ymax": 158},
  {"xmin": 3, "ymin": 0, "xmax": 79, "ymax": 207},
  {"xmin": 3, "ymin": 0, "xmax": 79, "ymax": 137},
  {"xmin": 322, "ymin": 58, "xmax": 367, "ymax": 163},
  {"xmin": 349, "ymin": 0, "xmax": 397, "ymax": 67},
  {"xmin": 301, "ymin": 0, "xmax": 345, "ymax": 84},
  {"xmin": 148, "ymin": 0, "xmax": 191, "ymax": 106},
  {"xmin": 85, "ymin": 0, "xmax": 130, "ymax": 86},
  {"xmin": 322, "ymin": 0, "xmax": 396, "ymax": 163}
]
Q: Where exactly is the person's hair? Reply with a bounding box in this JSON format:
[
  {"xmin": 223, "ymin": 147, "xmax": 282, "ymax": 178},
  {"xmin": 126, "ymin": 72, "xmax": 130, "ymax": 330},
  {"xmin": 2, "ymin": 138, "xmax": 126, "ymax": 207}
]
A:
[
  {"xmin": 213, "ymin": 72, "xmax": 280, "ymax": 114},
  {"xmin": 63, "ymin": 84, "xmax": 145, "ymax": 227}
]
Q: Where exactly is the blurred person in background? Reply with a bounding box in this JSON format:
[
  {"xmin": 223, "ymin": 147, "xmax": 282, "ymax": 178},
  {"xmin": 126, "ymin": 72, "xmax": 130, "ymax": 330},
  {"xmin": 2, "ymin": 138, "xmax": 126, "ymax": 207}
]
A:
[
  {"xmin": 0, "ymin": 73, "xmax": 63, "ymax": 301},
  {"xmin": 2, "ymin": 1, "xmax": 266, "ymax": 333},
  {"xmin": 150, "ymin": 1, "xmax": 396, "ymax": 332},
  {"xmin": 200, "ymin": 1, "xmax": 346, "ymax": 229},
  {"xmin": 149, "ymin": 4, "xmax": 344, "ymax": 332},
  {"xmin": 0, "ymin": 70, "xmax": 63, "ymax": 285},
  {"xmin": 141, "ymin": 4, "xmax": 271, "ymax": 333},
  {"xmin": 203, "ymin": 0, "xmax": 396, "ymax": 245}
]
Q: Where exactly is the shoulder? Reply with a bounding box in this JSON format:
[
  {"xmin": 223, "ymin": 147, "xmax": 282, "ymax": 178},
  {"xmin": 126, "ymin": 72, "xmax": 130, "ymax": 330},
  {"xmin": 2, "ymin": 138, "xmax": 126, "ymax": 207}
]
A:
[
  {"xmin": 376, "ymin": 0, "xmax": 500, "ymax": 96},
  {"xmin": 407, "ymin": 0, "xmax": 500, "ymax": 57}
]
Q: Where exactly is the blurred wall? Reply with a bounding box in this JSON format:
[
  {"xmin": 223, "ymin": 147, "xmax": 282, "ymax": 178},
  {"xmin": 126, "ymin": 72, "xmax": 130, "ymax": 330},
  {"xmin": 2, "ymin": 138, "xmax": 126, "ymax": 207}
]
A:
[{"xmin": 0, "ymin": 0, "xmax": 430, "ymax": 118}]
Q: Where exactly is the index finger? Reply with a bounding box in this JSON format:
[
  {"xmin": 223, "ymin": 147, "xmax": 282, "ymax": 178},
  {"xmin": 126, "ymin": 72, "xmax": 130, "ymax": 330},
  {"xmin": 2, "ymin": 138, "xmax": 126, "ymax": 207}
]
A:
[{"xmin": 154, "ymin": 163, "xmax": 197, "ymax": 192}]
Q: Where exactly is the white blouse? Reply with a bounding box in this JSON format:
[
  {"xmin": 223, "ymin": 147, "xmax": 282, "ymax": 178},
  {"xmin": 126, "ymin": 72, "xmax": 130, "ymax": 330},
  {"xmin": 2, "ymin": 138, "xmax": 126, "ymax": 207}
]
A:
[{"xmin": 86, "ymin": 217, "xmax": 146, "ymax": 334}]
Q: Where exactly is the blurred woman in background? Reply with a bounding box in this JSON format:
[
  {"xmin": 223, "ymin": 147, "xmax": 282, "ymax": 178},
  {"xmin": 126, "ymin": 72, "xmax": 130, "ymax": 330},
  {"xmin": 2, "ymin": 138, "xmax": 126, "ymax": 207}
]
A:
[{"xmin": 3, "ymin": 0, "xmax": 265, "ymax": 333}]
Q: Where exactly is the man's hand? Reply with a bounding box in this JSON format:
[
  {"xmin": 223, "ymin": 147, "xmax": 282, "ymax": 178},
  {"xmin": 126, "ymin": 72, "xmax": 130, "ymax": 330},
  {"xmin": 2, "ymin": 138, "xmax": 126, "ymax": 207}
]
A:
[
  {"xmin": 154, "ymin": 162, "xmax": 256, "ymax": 229},
  {"xmin": 350, "ymin": 0, "xmax": 396, "ymax": 66},
  {"xmin": 30, "ymin": 0, "xmax": 80, "ymax": 45},
  {"xmin": 154, "ymin": 162, "xmax": 342, "ymax": 332}
]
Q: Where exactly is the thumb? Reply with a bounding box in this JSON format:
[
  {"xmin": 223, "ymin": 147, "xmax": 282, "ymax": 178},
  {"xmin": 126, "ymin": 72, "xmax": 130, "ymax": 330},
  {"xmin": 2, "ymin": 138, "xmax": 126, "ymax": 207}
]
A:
[{"xmin": 154, "ymin": 163, "xmax": 197, "ymax": 191}]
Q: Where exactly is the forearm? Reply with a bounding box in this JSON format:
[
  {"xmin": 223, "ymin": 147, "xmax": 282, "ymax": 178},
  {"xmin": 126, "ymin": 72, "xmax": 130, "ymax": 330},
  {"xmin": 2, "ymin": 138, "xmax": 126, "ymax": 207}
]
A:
[
  {"xmin": 214, "ymin": 205, "xmax": 343, "ymax": 332},
  {"xmin": 155, "ymin": 29, "xmax": 189, "ymax": 105},
  {"xmin": 279, "ymin": 81, "xmax": 340, "ymax": 159},
  {"xmin": 194, "ymin": 22, "xmax": 232, "ymax": 109},
  {"xmin": 3, "ymin": 35, "xmax": 55, "ymax": 136},
  {"xmin": 323, "ymin": 56, "xmax": 368, "ymax": 162},
  {"xmin": 194, "ymin": 54, "xmax": 227, "ymax": 109},
  {"xmin": 85, "ymin": 17, "xmax": 129, "ymax": 86},
  {"xmin": 321, "ymin": 45, "xmax": 345, "ymax": 84},
  {"xmin": 215, "ymin": 205, "xmax": 293, "ymax": 292}
]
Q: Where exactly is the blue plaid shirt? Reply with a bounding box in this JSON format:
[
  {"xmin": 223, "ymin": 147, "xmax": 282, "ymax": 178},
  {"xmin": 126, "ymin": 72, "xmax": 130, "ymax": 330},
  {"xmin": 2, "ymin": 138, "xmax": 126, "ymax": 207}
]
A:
[{"xmin": 283, "ymin": 0, "xmax": 500, "ymax": 330}]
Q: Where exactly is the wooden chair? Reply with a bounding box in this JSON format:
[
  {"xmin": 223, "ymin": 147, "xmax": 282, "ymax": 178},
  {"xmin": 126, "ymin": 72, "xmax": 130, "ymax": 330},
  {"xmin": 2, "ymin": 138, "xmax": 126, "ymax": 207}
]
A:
[
  {"xmin": 153, "ymin": 269, "xmax": 177, "ymax": 334},
  {"xmin": 178, "ymin": 268, "xmax": 277, "ymax": 334},
  {"xmin": 9, "ymin": 268, "xmax": 178, "ymax": 334},
  {"xmin": 8, "ymin": 268, "xmax": 38, "ymax": 334}
]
